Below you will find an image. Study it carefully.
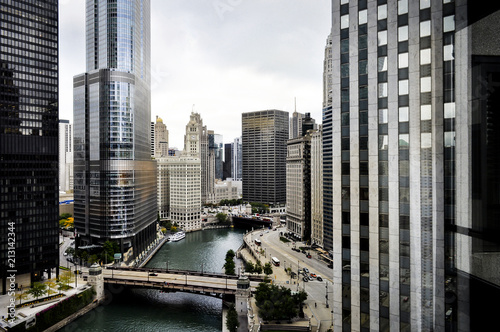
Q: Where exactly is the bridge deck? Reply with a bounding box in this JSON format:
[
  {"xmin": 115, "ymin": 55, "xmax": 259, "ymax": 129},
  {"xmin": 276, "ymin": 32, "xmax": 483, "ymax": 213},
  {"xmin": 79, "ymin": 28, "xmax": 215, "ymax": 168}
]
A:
[{"xmin": 102, "ymin": 267, "xmax": 260, "ymax": 297}]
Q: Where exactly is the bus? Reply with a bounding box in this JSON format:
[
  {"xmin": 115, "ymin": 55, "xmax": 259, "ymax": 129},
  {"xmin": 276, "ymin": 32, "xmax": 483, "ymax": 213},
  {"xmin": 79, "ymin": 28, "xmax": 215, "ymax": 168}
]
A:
[
  {"xmin": 271, "ymin": 257, "xmax": 280, "ymax": 266},
  {"xmin": 255, "ymin": 239, "xmax": 261, "ymax": 246}
]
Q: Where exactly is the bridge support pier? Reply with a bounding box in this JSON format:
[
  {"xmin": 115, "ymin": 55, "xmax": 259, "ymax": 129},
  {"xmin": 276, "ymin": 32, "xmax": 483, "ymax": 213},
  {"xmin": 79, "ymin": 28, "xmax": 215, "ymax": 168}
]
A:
[
  {"xmin": 88, "ymin": 264, "xmax": 105, "ymax": 300},
  {"xmin": 235, "ymin": 276, "xmax": 251, "ymax": 316}
]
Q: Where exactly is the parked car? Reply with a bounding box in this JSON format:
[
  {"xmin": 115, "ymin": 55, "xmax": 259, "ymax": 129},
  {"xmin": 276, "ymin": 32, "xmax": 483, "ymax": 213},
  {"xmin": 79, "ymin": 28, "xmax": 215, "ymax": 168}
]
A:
[
  {"xmin": 310, "ymin": 273, "xmax": 317, "ymax": 278},
  {"xmin": 303, "ymin": 267, "xmax": 309, "ymax": 273},
  {"xmin": 303, "ymin": 276, "xmax": 309, "ymax": 282},
  {"xmin": 316, "ymin": 275, "xmax": 323, "ymax": 281}
]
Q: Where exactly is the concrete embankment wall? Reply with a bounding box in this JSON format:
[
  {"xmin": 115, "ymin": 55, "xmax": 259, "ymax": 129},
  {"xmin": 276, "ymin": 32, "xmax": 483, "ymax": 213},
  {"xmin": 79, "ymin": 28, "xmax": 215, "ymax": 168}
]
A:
[{"xmin": 42, "ymin": 300, "xmax": 100, "ymax": 332}]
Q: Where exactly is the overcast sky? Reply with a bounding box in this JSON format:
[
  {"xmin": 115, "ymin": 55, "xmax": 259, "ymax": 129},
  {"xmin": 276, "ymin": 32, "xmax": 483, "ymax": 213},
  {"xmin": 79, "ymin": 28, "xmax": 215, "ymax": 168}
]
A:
[{"xmin": 59, "ymin": 0, "xmax": 332, "ymax": 149}]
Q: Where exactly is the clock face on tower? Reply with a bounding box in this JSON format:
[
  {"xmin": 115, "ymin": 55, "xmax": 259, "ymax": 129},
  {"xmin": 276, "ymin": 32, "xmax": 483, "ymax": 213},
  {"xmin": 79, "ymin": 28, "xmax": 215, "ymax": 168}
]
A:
[{"xmin": 191, "ymin": 135, "xmax": 196, "ymax": 140}]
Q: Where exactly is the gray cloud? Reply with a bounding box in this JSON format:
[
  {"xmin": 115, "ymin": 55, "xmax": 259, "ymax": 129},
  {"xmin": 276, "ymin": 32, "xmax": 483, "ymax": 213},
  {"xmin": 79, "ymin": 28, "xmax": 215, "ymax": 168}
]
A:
[{"xmin": 59, "ymin": 0, "xmax": 331, "ymax": 148}]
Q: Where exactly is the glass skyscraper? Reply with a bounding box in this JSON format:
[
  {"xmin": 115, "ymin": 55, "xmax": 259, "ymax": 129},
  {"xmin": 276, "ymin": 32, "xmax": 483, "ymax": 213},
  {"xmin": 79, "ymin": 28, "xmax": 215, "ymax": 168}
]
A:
[
  {"xmin": 73, "ymin": 0, "xmax": 157, "ymax": 259},
  {"xmin": 242, "ymin": 110, "xmax": 288, "ymax": 205},
  {"xmin": 0, "ymin": 0, "xmax": 59, "ymax": 293},
  {"xmin": 325, "ymin": 0, "xmax": 500, "ymax": 331}
]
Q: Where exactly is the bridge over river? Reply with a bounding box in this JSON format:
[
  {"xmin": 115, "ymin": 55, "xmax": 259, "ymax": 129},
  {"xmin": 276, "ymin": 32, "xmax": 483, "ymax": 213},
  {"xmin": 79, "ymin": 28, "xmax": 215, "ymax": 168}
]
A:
[{"xmin": 102, "ymin": 266, "xmax": 262, "ymax": 298}]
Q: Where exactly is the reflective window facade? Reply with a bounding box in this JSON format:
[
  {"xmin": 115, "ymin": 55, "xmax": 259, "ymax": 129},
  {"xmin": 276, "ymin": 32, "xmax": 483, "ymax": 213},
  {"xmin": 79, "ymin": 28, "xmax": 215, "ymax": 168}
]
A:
[
  {"xmin": 326, "ymin": 0, "xmax": 500, "ymax": 331},
  {"xmin": 0, "ymin": 0, "xmax": 59, "ymax": 292},
  {"xmin": 74, "ymin": 0, "xmax": 156, "ymax": 257}
]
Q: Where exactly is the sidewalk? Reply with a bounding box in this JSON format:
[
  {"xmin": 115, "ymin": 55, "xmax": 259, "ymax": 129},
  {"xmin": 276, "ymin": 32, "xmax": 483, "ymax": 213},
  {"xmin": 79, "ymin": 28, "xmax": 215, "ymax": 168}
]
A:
[{"xmin": 0, "ymin": 277, "xmax": 90, "ymax": 331}]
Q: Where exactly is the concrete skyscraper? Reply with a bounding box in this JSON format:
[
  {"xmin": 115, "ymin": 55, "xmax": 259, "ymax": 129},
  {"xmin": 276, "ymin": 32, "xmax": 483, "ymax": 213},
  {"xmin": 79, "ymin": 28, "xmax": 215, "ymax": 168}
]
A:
[
  {"xmin": 289, "ymin": 110, "xmax": 304, "ymax": 139},
  {"xmin": 73, "ymin": 0, "xmax": 157, "ymax": 259},
  {"xmin": 0, "ymin": 0, "xmax": 60, "ymax": 293},
  {"xmin": 325, "ymin": 1, "xmax": 500, "ymax": 331},
  {"xmin": 184, "ymin": 112, "xmax": 210, "ymax": 203},
  {"xmin": 242, "ymin": 110, "xmax": 288, "ymax": 205},
  {"xmin": 231, "ymin": 137, "xmax": 242, "ymax": 181},
  {"xmin": 154, "ymin": 116, "xmax": 169, "ymax": 158}
]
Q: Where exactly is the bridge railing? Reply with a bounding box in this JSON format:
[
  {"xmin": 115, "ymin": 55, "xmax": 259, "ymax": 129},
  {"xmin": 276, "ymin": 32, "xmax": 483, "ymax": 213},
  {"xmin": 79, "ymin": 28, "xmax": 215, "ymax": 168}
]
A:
[{"xmin": 107, "ymin": 266, "xmax": 267, "ymax": 282}]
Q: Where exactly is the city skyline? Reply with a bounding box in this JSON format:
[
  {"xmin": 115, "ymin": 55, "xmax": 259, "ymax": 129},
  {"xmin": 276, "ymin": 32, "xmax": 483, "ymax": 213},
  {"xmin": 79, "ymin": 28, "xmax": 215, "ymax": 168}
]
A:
[{"xmin": 59, "ymin": 0, "xmax": 332, "ymax": 148}]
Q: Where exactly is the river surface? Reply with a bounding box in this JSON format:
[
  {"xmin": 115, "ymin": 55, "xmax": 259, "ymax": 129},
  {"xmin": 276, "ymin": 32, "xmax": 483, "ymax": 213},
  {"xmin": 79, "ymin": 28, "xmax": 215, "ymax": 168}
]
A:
[{"xmin": 61, "ymin": 228, "xmax": 246, "ymax": 332}]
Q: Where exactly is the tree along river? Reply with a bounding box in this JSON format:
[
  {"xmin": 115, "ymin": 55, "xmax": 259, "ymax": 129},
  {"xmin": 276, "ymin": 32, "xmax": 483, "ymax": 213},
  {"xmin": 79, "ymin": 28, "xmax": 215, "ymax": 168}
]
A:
[{"xmin": 61, "ymin": 228, "xmax": 246, "ymax": 332}]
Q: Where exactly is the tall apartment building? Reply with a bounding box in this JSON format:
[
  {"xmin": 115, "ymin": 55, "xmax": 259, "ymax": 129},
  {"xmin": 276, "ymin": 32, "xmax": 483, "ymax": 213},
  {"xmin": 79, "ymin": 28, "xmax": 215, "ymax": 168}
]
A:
[
  {"xmin": 311, "ymin": 127, "xmax": 323, "ymax": 248},
  {"xmin": 289, "ymin": 111, "xmax": 305, "ymax": 139},
  {"xmin": 326, "ymin": 1, "xmax": 500, "ymax": 331},
  {"xmin": 0, "ymin": 0, "xmax": 60, "ymax": 292},
  {"xmin": 286, "ymin": 133, "xmax": 312, "ymax": 241},
  {"xmin": 242, "ymin": 110, "xmax": 288, "ymax": 205},
  {"xmin": 59, "ymin": 120, "xmax": 74, "ymax": 192},
  {"xmin": 184, "ymin": 112, "xmax": 210, "ymax": 203},
  {"xmin": 231, "ymin": 137, "xmax": 242, "ymax": 181},
  {"xmin": 154, "ymin": 116, "xmax": 169, "ymax": 158},
  {"xmin": 73, "ymin": 0, "xmax": 157, "ymax": 259}
]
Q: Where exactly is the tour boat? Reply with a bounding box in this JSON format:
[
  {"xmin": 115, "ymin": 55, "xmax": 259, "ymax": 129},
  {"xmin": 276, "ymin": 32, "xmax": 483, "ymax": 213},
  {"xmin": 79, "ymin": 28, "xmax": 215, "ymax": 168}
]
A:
[{"xmin": 168, "ymin": 231, "xmax": 186, "ymax": 242}]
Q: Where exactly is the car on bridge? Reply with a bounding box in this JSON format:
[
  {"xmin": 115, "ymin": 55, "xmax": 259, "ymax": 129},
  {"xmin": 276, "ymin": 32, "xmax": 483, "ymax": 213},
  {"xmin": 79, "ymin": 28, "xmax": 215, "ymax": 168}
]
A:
[{"xmin": 149, "ymin": 272, "xmax": 158, "ymax": 276}]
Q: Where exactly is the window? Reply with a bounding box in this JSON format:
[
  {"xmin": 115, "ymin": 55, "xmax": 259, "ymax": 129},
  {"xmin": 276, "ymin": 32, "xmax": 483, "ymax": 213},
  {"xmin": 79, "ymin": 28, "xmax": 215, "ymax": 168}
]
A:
[
  {"xmin": 420, "ymin": 0, "xmax": 431, "ymax": 9},
  {"xmin": 398, "ymin": 26, "xmax": 408, "ymax": 42},
  {"xmin": 378, "ymin": 57, "xmax": 388, "ymax": 72},
  {"xmin": 379, "ymin": 135, "xmax": 388, "ymax": 150},
  {"xmin": 379, "ymin": 83, "xmax": 388, "ymax": 98},
  {"xmin": 399, "ymin": 134, "xmax": 409, "ymax": 149},
  {"xmin": 359, "ymin": 10, "xmax": 368, "ymax": 25},
  {"xmin": 421, "ymin": 77, "xmax": 432, "ymax": 93},
  {"xmin": 379, "ymin": 109, "xmax": 388, "ymax": 124},
  {"xmin": 341, "ymin": 15, "xmax": 349, "ymax": 29},
  {"xmin": 421, "ymin": 133, "xmax": 432, "ymax": 148},
  {"xmin": 378, "ymin": 4, "xmax": 387, "ymax": 20},
  {"xmin": 444, "ymin": 132, "xmax": 455, "ymax": 147},
  {"xmin": 398, "ymin": 0, "xmax": 408, "ymax": 15},
  {"xmin": 444, "ymin": 44, "xmax": 454, "ymax": 61},
  {"xmin": 420, "ymin": 49, "xmax": 431, "ymax": 65},
  {"xmin": 444, "ymin": 103, "xmax": 455, "ymax": 119},
  {"xmin": 398, "ymin": 53, "xmax": 409, "ymax": 68},
  {"xmin": 399, "ymin": 80, "xmax": 409, "ymax": 95},
  {"xmin": 443, "ymin": 15, "xmax": 455, "ymax": 32},
  {"xmin": 399, "ymin": 107, "xmax": 409, "ymax": 122},
  {"xmin": 341, "ymin": 63, "xmax": 349, "ymax": 78},
  {"xmin": 420, "ymin": 21, "xmax": 431, "ymax": 37},
  {"xmin": 359, "ymin": 60, "xmax": 368, "ymax": 75},
  {"xmin": 378, "ymin": 30, "xmax": 388, "ymax": 46},
  {"xmin": 421, "ymin": 105, "xmax": 432, "ymax": 120}
]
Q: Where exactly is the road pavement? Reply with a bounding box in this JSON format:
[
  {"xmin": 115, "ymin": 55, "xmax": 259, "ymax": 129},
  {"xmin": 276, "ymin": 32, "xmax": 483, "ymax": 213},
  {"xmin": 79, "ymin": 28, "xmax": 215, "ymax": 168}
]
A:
[{"xmin": 246, "ymin": 226, "xmax": 334, "ymax": 332}]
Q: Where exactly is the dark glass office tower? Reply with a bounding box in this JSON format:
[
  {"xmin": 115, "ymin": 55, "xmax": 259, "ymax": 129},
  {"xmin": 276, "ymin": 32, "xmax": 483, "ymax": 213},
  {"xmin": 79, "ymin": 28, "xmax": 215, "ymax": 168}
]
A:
[
  {"xmin": 326, "ymin": 0, "xmax": 500, "ymax": 331},
  {"xmin": 223, "ymin": 143, "xmax": 232, "ymax": 180},
  {"xmin": 0, "ymin": 0, "xmax": 59, "ymax": 293},
  {"xmin": 73, "ymin": 0, "xmax": 157, "ymax": 259},
  {"xmin": 242, "ymin": 110, "xmax": 288, "ymax": 205}
]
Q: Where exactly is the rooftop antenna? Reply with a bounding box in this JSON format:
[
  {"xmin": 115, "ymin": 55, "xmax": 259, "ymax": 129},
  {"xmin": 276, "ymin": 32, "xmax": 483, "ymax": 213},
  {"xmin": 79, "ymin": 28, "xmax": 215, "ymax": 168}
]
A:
[
  {"xmin": 294, "ymin": 97, "xmax": 297, "ymax": 113},
  {"xmin": 192, "ymin": 104, "xmax": 195, "ymax": 113}
]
